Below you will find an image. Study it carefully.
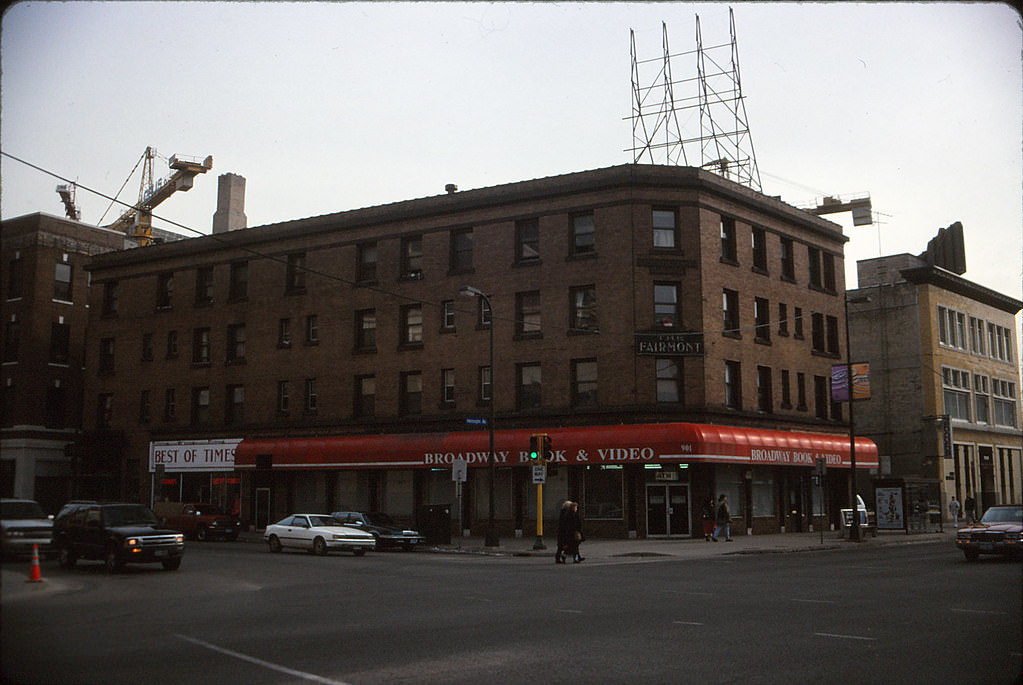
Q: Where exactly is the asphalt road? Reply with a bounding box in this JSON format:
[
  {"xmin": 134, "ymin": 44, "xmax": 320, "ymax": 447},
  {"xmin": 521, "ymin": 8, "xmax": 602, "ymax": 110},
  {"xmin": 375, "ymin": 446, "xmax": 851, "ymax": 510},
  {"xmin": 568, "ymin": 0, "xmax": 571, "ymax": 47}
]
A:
[{"xmin": 2, "ymin": 540, "xmax": 1020, "ymax": 685}]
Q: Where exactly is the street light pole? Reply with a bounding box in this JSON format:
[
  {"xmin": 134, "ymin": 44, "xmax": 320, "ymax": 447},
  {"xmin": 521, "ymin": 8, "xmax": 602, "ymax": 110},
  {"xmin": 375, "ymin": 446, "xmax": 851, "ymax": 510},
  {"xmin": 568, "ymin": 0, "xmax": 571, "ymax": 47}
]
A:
[
  {"xmin": 461, "ymin": 286, "xmax": 499, "ymax": 547},
  {"xmin": 845, "ymin": 294, "xmax": 870, "ymax": 542}
]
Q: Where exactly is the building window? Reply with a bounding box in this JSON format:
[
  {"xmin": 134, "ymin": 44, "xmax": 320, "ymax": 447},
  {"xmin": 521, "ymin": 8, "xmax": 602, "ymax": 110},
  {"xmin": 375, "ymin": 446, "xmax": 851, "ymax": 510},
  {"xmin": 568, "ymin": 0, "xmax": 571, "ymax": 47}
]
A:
[
  {"xmin": 751, "ymin": 227, "xmax": 768, "ymax": 272},
  {"xmin": 228, "ymin": 261, "xmax": 248, "ymax": 301},
  {"xmin": 54, "ymin": 261, "xmax": 72, "ymax": 301},
  {"xmin": 140, "ymin": 331, "xmax": 153, "ymax": 362},
  {"xmin": 139, "ymin": 390, "xmax": 151, "ymax": 424},
  {"xmin": 780, "ymin": 237, "xmax": 795, "ymax": 280},
  {"xmin": 655, "ymin": 358, "xmax": 680, "ymax": 404},
  {"xmin": 401, "ymin": 305, "xmax": 423, "ymax": 346},
  {"xmin": 826, "ymin": 315, "xmax": 840, "ymax": 355},
  {"xmin": 192, "ymin": 327, "xmax": 211, "ymax": 364},
  {"xmin": 516, "ymin": 218, "xmax": 540, "ymax": 262},
  {"xmin": 794, "ymin": 307, "xmax": 804, "ymax": 339},
  {"xmin": 722, "ymin": 289, "xmax": 740, "ymax": 336},
  {"xmin": 517, "ymin": 363, "xmax": 542, "ymax": 411},
  {"xmin": 992, "ymin": 378, "xmax": 1017, "ymax": 428},
  {"xmin": 811, "ymin": 313, "xmax": 825, "ymax": 353},
  {"xmin": 942, "ymin": 367, "xmax": 971, "ymax": 421},
  {"xmin": 477, "ymin": 297, "xmax": 492, "ymax": 328},
  {"xmin": 570, "ymin": 285, "xmax": 598, "ymax": 333},
  {"xmin": 778, "ymin": 303, "xmax": 789, "ymax": 336},
  {"xmin": 988, "ymin": 323, "xmax": 1013, "ymax": 363},
  {"xmin": 822, "ymin": 252, "xmax": 836, "ymax": 291},
  {"xmin": 974, "ymin": 374, "xmax": 990, "ymax": 424},
  {"xmin": 441, "ymin": 300, "xmax": 456, "ymax": 331},
  {"xmin": 808, "ymin": 247, "xmax": 823, "ymax": 289},
  {"xmin": 516, "ymin": 291, "xmax": 541, "ymax": 337},
  {"xmin": 401, "ymin": 236, "xmax": 423, "ymax": 279},
  {"xmin": 7, "ymin": 255, "xmax": 23, "ymax": 299},
  {"xmin": 441, "ymin": 368, "xmax": 455, "ymax": 405},
  {"xmin": 304, "ymin": 378, "xmax": 318, "ymax": 413},
  {"xmin": 754, "ymin": 297, "xmax": 771, "ymax": 343},
  {"xmin": 652, "ymin": 209, "xmax": 677, "ymax": 249},
  {"xmin": 400, "ymin": 371, "xmax": 422, "ymax": 416},
  {"xmin": 102, "ymin": 281, "xmax": 119, "ymax": 316},
  {"xmin": 830, "ymin": 379, "xmax": 843, "ymax": 421},
  {"xmin": 166, "ymin": 330, "xmax": 178, "ymax": 359},
  {"xmin": 99, "ymin": 337, "xmax": 115, "ymax": 375},
  {"xmin": 720, "ymin": 216, "xmax": 737, "ymax": 263},
  {"xmin": 97, "ymin": 393, "xmax": 114, "ymax": 429},
  {"xmin": 450, "ymin": 228, "xmax": 473, "ymax": 273},
  {"xmin": 277, "ymin": 380, "xmax": 290, "ymax": 414},
  {"xmin": 814, "ymin": 375, "xmax": 829, "ymax": 419},
  {"xmin": 357, "ymin": 242, "xmax": 378, "ymax": 283},
  {"xmin": 724, "ymin": 360, "xmax": 741, "ymax": 409},
  {"xmin": 164, "ymin": 388, "xmax": 176, "ymax": 422},
  {"xmin": 572, "ymin": 213, "xmax": 596, "ymax": 255},
  {"xmin": 573, "ymin": 358, "xmax": 599, "ymax": 407},
  {"xmin": 305, "ymin": 315, "xmax": 319, "ymax": 345},
  {"xmin": 355, "ymin": 309, "xmax": 376, "ymax": 350},
  {"xmin": 227, "ymin": 324, "xmax": 246, "ymax": 363},
  {"xmin": 195, "ymin": 266, "xmax": 214, "ymax": 306},
  {"xmin": 796, "ymin": 372, "xmax": 807, "ymax": 411},
  {"xmin": 286, "ymin": 252, "xmax": 306, "ymax": 293},
  {"xmin": 45, "ymin": 385, "xmax": 67, "ymax": 428},
  {"xmin": 191, "ymin": 387, "xmax": 210, "ymax": 425},
  {"xmin": 756, "ymin": 366, "xmax": 773, "ymax": 413},
  {"xmin": 968, "ymin": 316, "xmax": 985, "ymax": 355},
  {"xmin": 354, "ymin": 375, "xmax": 375, "ymax": 418},
  {"xmin": 780, "ymin": 369, "xmax": 792, "ymax": 409},
  {"xmin": 478, "ymin": 366, "xmax": 492, "ymax": 405},
  {"xmin": 225, "ymin": 385, "xmax": 245, "ymax": 425},
  {"xmin": 50, "ymin": 322, "xmax": 70, "ymax": 364},
  {"xmin": 156, "ymin": 272, "xmax": 173, "ymax": 309},
  {"xmin": 3, "ymin": 317, "xmax": 19, "ymax": 363},
  {"xmin": 654, "ymin": 283, "xmax": 679, "ymax": 328},
  {"xmin": 278, "ymin": 318, "xmax": 292, "ymax": 348}
]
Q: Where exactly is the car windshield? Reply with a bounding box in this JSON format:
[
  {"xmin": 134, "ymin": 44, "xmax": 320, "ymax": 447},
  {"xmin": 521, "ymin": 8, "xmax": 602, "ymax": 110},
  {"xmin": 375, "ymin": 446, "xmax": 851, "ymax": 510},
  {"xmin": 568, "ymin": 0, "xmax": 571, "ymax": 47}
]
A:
[
  {"xmin": 193, "ymin": 504, "xmax": 223, "ymax": 516},
  {"xmin": 1, "ymin": 501, "xmax": 47, "ymax": 519},
  {"xmin": 308, "ymin": 515, "xmax": 338, "ymax": 527},
  {"xmin": 102, "ymin": 505, "xmax": 158, "ymax": 526},
  {"xmin": 980, "ymin": 506, "xmax": 1023, "ymax": 524},
  {"xmin": 365, "ymin": 512, "xmax": 395, "ymax": 526}
]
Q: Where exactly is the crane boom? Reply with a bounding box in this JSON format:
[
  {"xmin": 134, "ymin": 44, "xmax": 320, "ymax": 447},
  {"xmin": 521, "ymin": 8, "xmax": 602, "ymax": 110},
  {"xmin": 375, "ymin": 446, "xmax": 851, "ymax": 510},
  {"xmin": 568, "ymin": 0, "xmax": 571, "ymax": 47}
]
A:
[{"xmin": 105, "ymin": 150, "xmax": 213, "ymax": 245}]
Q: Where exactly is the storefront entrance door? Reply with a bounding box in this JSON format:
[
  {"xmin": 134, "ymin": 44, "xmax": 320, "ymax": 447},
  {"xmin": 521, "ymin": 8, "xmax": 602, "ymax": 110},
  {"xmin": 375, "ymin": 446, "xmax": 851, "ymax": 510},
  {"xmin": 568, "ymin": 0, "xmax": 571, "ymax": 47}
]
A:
[{"xmin": 646, "ymin": 484, "xmax": 690, "ymax": 537}]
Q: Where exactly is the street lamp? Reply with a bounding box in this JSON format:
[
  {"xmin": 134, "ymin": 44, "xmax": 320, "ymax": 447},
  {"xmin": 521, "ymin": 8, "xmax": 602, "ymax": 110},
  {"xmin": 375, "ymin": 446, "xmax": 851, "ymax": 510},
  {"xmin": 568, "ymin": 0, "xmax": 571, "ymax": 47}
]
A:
[
  {"xmin": 845, "ymin": 293, "xmax": 871, "ymax": 542},
  {"xmin": 460, "ymin": 285, "xmax": 499, "ymax": 547}
]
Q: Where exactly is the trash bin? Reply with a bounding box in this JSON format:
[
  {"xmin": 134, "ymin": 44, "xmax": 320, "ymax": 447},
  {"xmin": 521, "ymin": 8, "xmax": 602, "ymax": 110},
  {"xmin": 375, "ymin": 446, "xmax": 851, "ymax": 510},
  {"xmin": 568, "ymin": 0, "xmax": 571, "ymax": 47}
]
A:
[{"xmin": 417, "ymin": 504, "xmax": 451, "ymax": 545}]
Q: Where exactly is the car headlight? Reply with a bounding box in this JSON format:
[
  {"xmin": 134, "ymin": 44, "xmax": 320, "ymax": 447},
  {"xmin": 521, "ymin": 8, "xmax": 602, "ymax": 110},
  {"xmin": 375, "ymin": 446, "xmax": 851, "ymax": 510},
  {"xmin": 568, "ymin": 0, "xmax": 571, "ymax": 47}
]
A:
[
  {"xmin": 1006, "ymin": 532, "xmax": 1022, "ymax": 542},
  {"xmin": 124, "ymin": 537, "xmax": 139, "ymax": 547},
  {"xmin": 175, "ymin": 534, "xmax": 184, "ymax": 544},
  {"xmin": 956, "ymin": 532, "xmax": 970, "ymax": 541}
]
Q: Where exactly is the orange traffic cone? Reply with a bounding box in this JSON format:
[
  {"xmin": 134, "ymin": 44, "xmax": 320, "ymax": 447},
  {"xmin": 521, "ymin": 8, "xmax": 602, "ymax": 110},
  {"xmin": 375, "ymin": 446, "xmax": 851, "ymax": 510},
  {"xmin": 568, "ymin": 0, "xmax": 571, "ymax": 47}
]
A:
[{"xmin": 26, "ymin": 543, "xmax": 43, "ymax": 583}]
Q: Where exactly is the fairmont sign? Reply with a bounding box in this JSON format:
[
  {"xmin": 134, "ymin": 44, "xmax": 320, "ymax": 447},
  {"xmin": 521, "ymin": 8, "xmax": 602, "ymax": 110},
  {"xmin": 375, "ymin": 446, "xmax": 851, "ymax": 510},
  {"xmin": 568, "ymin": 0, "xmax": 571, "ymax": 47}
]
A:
[{"xmin": 634, "ymin": 332, "xmax": 705, "ymax": 356}]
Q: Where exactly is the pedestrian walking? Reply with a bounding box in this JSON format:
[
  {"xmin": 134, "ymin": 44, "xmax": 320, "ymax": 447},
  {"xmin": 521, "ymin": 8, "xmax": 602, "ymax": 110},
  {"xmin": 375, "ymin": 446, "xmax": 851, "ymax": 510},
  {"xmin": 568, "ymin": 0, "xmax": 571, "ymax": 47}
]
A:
[
  {"xmin": 948, "ymin": 496, "xmax": 961, "ymax": 528},
  {"xmin": 964, "ymin": 494, "xmax": 976, "ymax": 523},
  {"xmin": 701, "ymin": 497, "xmax": 716, "ymax": 541},
  {"xmin": 556, "ymin": 500, "xmax": 585, "ymax": 563},
  {"xmin": 711, "ymin": 494, "xmax": 732, "ymax": 542}
]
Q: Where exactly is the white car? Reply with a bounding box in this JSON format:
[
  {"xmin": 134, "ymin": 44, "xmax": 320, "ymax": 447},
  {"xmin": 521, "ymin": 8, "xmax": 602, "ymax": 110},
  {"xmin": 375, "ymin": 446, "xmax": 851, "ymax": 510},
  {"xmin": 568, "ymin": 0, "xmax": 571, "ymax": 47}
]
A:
[{"xmin": 264, "ymin": 514, "xmax": 376, "ymax": 556}]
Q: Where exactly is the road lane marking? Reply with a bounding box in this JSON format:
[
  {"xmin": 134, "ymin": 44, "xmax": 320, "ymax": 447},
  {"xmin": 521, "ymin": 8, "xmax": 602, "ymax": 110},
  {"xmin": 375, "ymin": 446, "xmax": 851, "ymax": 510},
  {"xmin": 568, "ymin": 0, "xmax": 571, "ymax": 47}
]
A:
[
  {"xmin": 814, "ymin": 632, "xmax": 876, "ymax": 641},
  {"xmin": 791, "ymin": 599, "xmax": 837, "ymax": 604},
  {"xmin": 175, "ymin": 634, "xmax": 350, "ymax": 685},
  {"xmin": 673, "ymin": 621, "xmax": 704, "ymax": 626},
  {"xmin": 557, "ymin": 609, "xmax": 584, "ymax": 614},
  {"xmin": 949, "ymin": 608, "xmax": 1008, "ymax": 616}
]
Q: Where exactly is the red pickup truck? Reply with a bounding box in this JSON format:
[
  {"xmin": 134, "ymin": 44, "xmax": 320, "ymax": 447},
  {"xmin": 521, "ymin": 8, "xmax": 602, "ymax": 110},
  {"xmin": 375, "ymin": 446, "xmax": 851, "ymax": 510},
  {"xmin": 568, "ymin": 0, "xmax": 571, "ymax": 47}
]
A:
[{"xmin": 154, "ymin": 502, "xmax": 240, "ymax": 541}]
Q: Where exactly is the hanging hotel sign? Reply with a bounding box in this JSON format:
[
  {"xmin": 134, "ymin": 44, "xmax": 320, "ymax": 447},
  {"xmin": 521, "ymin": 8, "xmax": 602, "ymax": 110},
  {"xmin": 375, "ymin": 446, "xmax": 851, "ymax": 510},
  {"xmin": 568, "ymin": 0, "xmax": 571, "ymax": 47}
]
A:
[{"xmin": 634, "ymin": 332, "xmax": 705, "ymax": 356}]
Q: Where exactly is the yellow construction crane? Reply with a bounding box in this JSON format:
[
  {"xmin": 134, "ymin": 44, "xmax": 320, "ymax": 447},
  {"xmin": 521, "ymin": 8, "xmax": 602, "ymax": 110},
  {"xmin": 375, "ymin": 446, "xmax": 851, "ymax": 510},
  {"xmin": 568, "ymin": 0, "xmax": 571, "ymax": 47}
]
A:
[{"xmin": 104, "ymin": 146, "xmax": 213, "ymax": 246}]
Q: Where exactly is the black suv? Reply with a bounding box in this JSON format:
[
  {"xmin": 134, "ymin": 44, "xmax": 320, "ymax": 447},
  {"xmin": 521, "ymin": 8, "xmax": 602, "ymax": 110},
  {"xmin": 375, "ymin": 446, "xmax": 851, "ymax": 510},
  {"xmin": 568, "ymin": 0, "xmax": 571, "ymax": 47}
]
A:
[{"xmin": 53, "ymin": 502, "xmax": 185, "ymax": 572}]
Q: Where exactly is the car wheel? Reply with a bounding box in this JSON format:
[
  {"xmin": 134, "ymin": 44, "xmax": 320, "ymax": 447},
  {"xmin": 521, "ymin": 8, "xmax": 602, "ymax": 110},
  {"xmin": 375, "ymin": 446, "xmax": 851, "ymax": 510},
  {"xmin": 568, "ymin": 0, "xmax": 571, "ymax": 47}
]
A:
[
  {"xmin": 354, "ymin": 549, "xmax": 367, "ymax": 557},
  {"xmin": 313, "ymin": 537, "xmax": 328, "ymax": 556},
  {"xmin": 162, "ymin": 558, "xmax": 182, "ymax": 571},
  {"xmin": 226, "ymin": 531, "xmax": 239, "ymax": 542},
  {"xmin": 104, "ymin": 546, "xmax": 124, "ymax": 573},
  {"xmin": 401, "ymin": 542, "xmax": 414, "ymax": 552},
  {"xmin": 267, "ymin": 535, "xmax": 282, "ymax": 553},
  {"xmin": 58, "ymin": 545, "xmax": 77, "ymax": 569},
  {"xmin": 964, "ymin": 549, "xmax": 980, "ymax": 562},
  {"xmin": 195, "ymin": 526, "xmax": 208, "ymax": 542}
]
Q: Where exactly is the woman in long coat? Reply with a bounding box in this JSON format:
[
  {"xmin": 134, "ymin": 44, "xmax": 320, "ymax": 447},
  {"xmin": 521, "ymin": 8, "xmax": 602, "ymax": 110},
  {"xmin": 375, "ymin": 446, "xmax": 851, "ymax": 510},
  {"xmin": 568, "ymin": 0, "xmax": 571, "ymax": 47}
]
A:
[{"xmin": 556, "ymin": 500, "xmax": 584, "ymax": 563}]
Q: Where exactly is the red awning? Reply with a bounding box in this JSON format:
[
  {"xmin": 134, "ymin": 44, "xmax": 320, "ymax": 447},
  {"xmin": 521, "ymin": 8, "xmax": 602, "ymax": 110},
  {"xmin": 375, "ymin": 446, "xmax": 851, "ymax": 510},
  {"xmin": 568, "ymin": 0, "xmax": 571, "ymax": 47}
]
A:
[{"xmin": 234, "ymin": 422, "xmax": 877, "ymax": 470}]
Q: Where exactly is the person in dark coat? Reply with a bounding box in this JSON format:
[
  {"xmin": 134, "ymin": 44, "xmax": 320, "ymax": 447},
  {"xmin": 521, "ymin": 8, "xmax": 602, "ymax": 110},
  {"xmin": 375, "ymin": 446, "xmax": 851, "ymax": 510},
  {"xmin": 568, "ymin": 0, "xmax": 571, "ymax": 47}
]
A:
[
  {"xmin": 701, "ymin": 497, "xmax": 716, "ymax": 541},
  {"xmin": 711, "ymin": 494, "xmax": 733, "ymax": 542},
  {"xmin": 556, "ymin": 500, "xmax": 584, "ymax": 563}
]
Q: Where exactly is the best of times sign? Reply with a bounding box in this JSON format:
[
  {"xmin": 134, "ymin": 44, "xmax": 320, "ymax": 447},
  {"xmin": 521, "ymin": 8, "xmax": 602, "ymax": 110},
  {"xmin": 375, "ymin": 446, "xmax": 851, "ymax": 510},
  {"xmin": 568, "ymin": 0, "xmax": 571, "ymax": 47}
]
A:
[{"xmin": 150, "ymin": 439, "xmax": 241, "ymax": 472}]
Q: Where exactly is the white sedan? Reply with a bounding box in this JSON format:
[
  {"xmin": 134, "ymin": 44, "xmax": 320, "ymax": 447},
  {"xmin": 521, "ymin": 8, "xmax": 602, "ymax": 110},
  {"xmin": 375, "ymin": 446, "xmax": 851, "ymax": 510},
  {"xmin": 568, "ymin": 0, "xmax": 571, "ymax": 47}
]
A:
[{"xmin": 264, "ymin": 514, "xmax": 376, "ymax": 556}]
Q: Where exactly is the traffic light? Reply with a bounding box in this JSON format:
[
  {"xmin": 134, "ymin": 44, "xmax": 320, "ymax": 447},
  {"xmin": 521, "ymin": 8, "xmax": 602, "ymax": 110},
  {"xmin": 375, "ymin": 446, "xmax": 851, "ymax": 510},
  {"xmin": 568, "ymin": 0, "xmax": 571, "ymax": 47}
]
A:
[
  {"xmin": 541, "ymin": 434, "xmax": 552, "ymax": 462},
  {"xmin": 529, "ymin": 434, "xmax": 544, "ymax": 461}
]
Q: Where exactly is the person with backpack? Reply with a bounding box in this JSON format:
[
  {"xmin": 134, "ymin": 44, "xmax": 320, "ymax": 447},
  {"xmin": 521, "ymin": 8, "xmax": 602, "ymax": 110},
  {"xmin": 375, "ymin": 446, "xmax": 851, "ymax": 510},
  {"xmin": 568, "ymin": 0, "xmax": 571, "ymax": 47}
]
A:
[{"xmin": 711, "ymin": 494, "xmax": 733, "ymax": 542}]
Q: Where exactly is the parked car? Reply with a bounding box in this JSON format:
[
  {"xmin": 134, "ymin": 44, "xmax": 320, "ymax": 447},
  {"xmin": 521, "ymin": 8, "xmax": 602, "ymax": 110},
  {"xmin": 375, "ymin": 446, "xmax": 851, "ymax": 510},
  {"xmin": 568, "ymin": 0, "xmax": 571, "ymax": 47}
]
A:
[
  {"xmin": 955, "ymin": 504, "xmax": 1023, "ymax": 561},
  {"xmin": 331, "ymin": 511, "xmax": 424, "ymax": 551},
  {"xmin": 53, "ymin": 502, "xmax": 185, "ymax": 572},
  {"xmin": 264, "ymin": 514, "xmax": 375, "ymax": 556},
  {"xmin": 154, "ymin": 502, "xmax": 240, "ymax": 541},
  {"xmin": 1, "ymin": 498, "xmax": 53, "ymax": 558}
]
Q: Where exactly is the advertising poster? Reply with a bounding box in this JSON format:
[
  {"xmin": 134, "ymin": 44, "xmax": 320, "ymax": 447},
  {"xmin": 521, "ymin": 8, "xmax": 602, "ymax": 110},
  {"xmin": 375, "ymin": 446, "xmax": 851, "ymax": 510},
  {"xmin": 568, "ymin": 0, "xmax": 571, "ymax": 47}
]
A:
[{"xmin": 875, "ymin": 487, "xmax": 904, "ymax": 530}]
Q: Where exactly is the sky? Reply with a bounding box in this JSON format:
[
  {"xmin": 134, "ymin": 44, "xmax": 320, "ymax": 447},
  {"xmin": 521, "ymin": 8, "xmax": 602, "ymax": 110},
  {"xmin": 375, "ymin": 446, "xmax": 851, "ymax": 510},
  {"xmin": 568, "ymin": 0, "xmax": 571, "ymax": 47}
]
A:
[{"xmin": 2, "ymin": 2, "xmax": 1021, "ymax": 303}]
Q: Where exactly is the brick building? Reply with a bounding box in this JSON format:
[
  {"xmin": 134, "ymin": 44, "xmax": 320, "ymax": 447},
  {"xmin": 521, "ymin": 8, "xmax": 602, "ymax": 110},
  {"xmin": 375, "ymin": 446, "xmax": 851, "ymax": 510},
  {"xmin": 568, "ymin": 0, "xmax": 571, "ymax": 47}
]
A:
[
  {"xmin": 850, "ymin": 231, "xmax": 1021, "ymax": 529},
  {"xmin": 1, "ymin": 213, "xmax": 128, "ymax": 511},
  {"xmin": 82, "ymin": 164, "xmax": 876, "ymax": 538}
]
